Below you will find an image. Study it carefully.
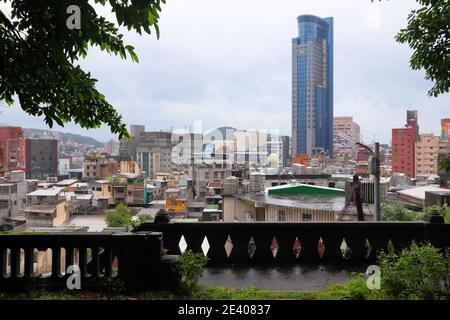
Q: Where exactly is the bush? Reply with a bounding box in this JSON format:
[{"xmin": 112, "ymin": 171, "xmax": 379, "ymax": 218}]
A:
[
  {"xmin": 324, "ymin": 274, "xmax": 373, "ymax": 300},
  {"xmin": 106, "ymin": 205, "xmax": 131, "ymax": 228},
  {"xmin": 129, "ymin": 214, "xmax": 153, "ymax": 230},
  {"xmin": 378, "ymin": 242, "xmax": 449, "ymax": 300},
  {"xmin": 381, "ymin": 202, "xmax": 424, "ymax": 221},
  {"xmin": 422, "ymin": 204, "xmax": 450, "ymax": 224},
  {"xmin": 175, "ymin": 250, "xmax": 209, "ymax": 294}
]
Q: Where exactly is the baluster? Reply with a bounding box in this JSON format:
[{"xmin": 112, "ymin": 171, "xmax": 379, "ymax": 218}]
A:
[
  {"xmin": 65, "ymin": 247, "xmax": 74, "ymax": 272},
  {"xmin": 78, "ymin": 247, "xmax": 88, "ymax": 278},
  {"xmin": 24, "ymin": 247, "xmax": 34, "ymax": 278},
  {"xmin": 91, "ymin": 247, "xmax": 100, "ymax": 278},
  {"xmin": 51, "ymin": 247, "xmax": 61, "ymax": 280},
  {"xmin": 0, "ymin": 248, "xmax": 5, "ymax": 278},
  {"xmin": 10, "ymin": 247, "xmax": 20, "ymax": 279},
  {"xmin": 104, "ymin": 248, "xmax": 114, "ymax": 278}
]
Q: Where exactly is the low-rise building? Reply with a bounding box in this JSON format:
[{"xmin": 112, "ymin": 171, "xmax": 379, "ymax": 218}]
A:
[
  {"xmin": 0, "ymin": 171, "xmax": 28, "ymax": 220},
  {"xmin": 25, "ymin": 187, "xmax": 69, "ymax": 227}
]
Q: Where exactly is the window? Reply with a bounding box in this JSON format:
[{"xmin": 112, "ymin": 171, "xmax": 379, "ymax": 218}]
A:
[
  {"xmin": 278, "ymin": 210, "xmax": 287, "ymax": 221},
  {"xmin": 302, "ymin": 213, "xmax": 312, "ymax": 221}
]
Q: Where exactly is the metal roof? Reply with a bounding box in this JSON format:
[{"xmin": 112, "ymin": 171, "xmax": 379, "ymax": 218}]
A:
[{"xmin": 267, "ymin": 183, "xmax": 345, "ymax": 196}]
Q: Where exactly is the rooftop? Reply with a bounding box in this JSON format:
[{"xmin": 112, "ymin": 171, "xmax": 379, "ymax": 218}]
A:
[
  {"xmin": 27, "ymin": 187, "xmax": 65, "ymax": 197},
  {"xmin": 267, "ymin": 183, "xmax": 345, "ymax": 196},
  {"xmin": 208, "ymin": 181, "xmax": 223, "ymax": 189},
  {"xmin": 25, "ymin": 205, "xmax": 56, "ymax": 214},
  {"xmin": 397, "ymin": 185, "xmax": 448, "ymax": 200},
  {"xmin": 55, "ymin": 179, "xmax": 79, "ymax": 186}
]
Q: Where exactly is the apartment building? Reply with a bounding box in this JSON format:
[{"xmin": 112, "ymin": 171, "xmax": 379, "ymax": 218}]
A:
[{"xmin": 415, "ymin": 134, "xmax": 441, "ymax": 176}]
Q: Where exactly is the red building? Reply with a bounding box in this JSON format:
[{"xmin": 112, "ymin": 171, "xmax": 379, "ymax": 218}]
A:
[
  {"xmin": 392, "ymin": 110, "xmax": 419, "ymax": 178},
  {"xmin": 392, "ymin": 127, "xmax": 417, "ymax": 178},
  {"xmin": 0, "ymin": 126, "xmax": 26, "ymax": 176}
]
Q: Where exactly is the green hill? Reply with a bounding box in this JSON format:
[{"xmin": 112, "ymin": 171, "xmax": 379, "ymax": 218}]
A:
[{"xmin": 23, "ymin": 128, "xmax": 105, "ymax": 148}]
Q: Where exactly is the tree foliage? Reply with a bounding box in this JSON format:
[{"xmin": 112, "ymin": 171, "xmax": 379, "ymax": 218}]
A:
[
  {"xmin": 106, "ymin": 203, "xmax": 132, "ymax": 227},
  {"xmin": 440, "ymin": 154, "xmax": 450, "ymax": 173},
  {"xmin": 0, "ymin": 0, "xmax": 166, "ymax": 138},
  {"xmin": 381, "ymin": 202, "xmax": 425, "ymax": 221},
  {"xmin": 394, "ymin": 0, "xmax": 450, "ymax": 97},
  {"xmin": 378, "ymin": 242, "xmax": 449, "ymax": 300}
]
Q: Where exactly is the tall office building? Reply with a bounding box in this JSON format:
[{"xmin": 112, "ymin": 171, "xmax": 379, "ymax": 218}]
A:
[
  {"xmin": 136, "ymin": 131, "xmax": 173, "ymax": 178},
  {"xmin": 119, "ymin": 125, "xmax": 145, "ymax": 161},
  {"xmin": 292, "ymin": 15, "xmax": 334, "ymax": 158}
]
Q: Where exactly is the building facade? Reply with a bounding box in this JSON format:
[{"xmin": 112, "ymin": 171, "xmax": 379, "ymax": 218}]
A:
[
  {"xmin": 83, "ymin": 155, "xmax": 119, "ymax": 180},
  {"xmin": 281, "ymin": 136, "xmax": 291, "ymax": 167},
  {"xmin": 333, "ymin": 116, "xmax": 360, "ymax": 158},
  {"xmin": 441, "ymin": 118, "xmax": 450, "ymax": 140},
  {"xmin": 292, "ymin": 15, "xmax": 334, "ymax": 158},
  {"xmin": 136, "ymin": 131, "xmax": 173, "ymax": 178},
  {"xmin": 0, "ymin": 126, "xmax": 26, "ymax": 176},
  {"xmin": 25, "ymin": 139, "xmax": 58, "ymax": 179},
  {"xmin": 392, "ymin": 127, "xmax": 416, "ymax": 178},
  {"xmin": 415, "ymin": 134, "xmax": 441, "ymax": 177},
  {"xmin": 392, "ymin": 111, "xmax": 420, "ymax": 178},
  {"xmin": 58, "ymin": 158, "xmax": 71, "ymax": 176}
]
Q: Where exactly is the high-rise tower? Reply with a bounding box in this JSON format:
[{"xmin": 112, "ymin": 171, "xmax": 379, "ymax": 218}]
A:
[{"xmin": 292, "ymin": 15, "xmax": 334, "ymax": 158}]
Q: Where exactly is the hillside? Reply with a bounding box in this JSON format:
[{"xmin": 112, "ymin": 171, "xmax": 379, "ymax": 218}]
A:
[{"xmin": 23, "ymin": 128, "xmax": 105, "ymax": 148}]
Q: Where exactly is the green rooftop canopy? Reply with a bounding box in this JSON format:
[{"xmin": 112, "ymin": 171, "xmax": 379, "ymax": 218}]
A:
[{"xmin": 267, "ymin": 184, "xmax": 345, "ymax": 196}]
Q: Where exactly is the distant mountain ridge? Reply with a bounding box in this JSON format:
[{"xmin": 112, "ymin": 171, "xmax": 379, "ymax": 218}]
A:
[{"xmin": 23, "ymin": 128, "xmax": 105, "ymax": 148}]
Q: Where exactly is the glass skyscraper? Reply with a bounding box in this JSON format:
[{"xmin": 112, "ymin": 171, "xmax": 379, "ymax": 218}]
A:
[{"xmin": 292, "ymin": 15, "xmax": 333, "ymax": 158}]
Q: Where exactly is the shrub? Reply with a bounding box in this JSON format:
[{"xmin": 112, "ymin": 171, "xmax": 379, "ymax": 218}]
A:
[
  {"xmin": 422, "ymin": 204, "xmax": 450, "ymax": 224},
  {"xmin": 378, "ymin": 242, "xmax": 449, "ymax": 300},
  {"xmin": 129, "ymin": 214, "xmax": 153, "ymax": 230},
  {"xmin": 381, "ymin": 202, "xmax": 424, "ymax": 221},
  {"xmin": 175, "ymin": 250, "xmax": 209, "ymax": 294},
  {"xmin": 324, "ymin": 274, "xmax": 372, "ymax": 300},
  {"xmin": 106, "ymin": 203, "xmax": 139, "ymax": 228}
]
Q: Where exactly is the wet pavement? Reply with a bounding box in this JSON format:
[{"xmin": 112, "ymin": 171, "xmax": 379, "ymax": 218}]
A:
[{"xmin": 200, "ymin": 263, "xmax": 368, "ymax": 291}]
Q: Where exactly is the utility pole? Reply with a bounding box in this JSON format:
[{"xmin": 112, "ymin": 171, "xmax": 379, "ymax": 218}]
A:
[
  {"xmin": 356, "ymin": 141, "xmax": 381, "ymax": 221},
  {"xmin": 374, "ymin": 142, "xmax": 381, "ymax": 221},
  {"xmin": 353, "ymin": 174, "xmax": 364, "ymax": 221}
]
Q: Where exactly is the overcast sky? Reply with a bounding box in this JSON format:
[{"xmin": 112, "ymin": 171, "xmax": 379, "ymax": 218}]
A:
[{"xmin": 1, "ymin": 0, "xmax": 449, "ymax": 144}]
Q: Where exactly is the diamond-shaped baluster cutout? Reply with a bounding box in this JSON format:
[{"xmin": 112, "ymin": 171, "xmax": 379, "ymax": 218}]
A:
[
  {"xmin": 340, "ymin": 238, "xmax": 352, "ymax": 259},
  {"xmin": 247, "ymin": 237, "xmax": 256, "ymax": 259},
  {"xmin": 178, "ymin": 235, "xmax": 187, "ymax": 254},
  {"xmin": 317, "ymin": 237, "xmax": 325, "ymax": 258},
  {"xmin": 270, "ymin": 236, "xmax": 279, "ymax": 258},
  {"xmin": 201, "ymin": 236, "xmax": 210, "ymax": 256},
  {"xmin": 224, "ymin": 235, "xmax": 233, "ymax": 258},
  {"xmin": 293, "ymin": 237, "xmax": 302, "ymax": 259},
  {"xmin": 365, "ymin": 238, "xmax": 372, "ymax": 259}
]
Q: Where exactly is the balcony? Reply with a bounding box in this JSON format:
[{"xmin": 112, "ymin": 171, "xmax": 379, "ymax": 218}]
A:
[
  {"xmin": 137, "ymin": 221, "xmax": 449, "ymax": 264},
  {"xmin": 0, "ymin": 221, "xmax": 449, "ymax": 291}
]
